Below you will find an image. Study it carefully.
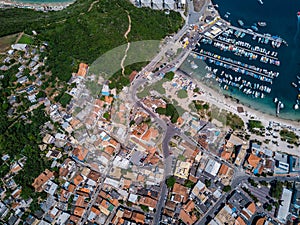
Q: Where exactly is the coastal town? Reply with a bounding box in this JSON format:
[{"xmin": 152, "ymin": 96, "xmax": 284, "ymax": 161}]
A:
[{"xmin": 0, "ymin": 0, "xmax": 300, "ymax": 225}]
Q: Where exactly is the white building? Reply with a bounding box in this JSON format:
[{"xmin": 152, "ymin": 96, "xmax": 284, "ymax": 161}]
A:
[
  {"xmin": 277, "ymin": 188, "xmax": 292, "ymax": 223},
  {"xmin": 204, "ymin": 159, "xmax": 221, "ymax": 177},
  {"xmin": 164, "ymin": 0, "xmax": 175, "ymax": 10},
  {"xmin": 141, "ymin": 0, "xmax": 151, "ymax": 8},
  {"xmin": 152, "ymin": 0, "xmax": 163, "ymax": 9}
]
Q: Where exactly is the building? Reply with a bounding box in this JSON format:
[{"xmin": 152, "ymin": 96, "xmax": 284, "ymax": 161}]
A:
[
  {"xmin": 277, "ymin": 188, "xmax": 292, "ymax": 223},
  {"xmin": 204, "ymin": 159, "xmax": 221, "ymax": 177}
]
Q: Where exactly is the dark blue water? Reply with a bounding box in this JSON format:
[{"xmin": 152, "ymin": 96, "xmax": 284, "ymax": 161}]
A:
[{"xmin": 210, "ymin": 0, "xmax": 300, "ymax": 120}]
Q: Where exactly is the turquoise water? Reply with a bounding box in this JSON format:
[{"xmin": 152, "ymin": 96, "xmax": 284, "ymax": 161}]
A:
[{"xmin": 188, "ymin": 0, "xmax": 300, "ymax": 121}]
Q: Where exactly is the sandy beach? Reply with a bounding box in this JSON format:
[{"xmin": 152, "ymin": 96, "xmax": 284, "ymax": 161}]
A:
[{"xmin": 0, "ymin": 0, "xmax": 75, "ymax": 11}]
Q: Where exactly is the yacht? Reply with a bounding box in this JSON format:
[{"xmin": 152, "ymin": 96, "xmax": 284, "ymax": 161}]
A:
[{"xmin": 258, "ymin": 0, "xmax": 263, "ymax": 5}]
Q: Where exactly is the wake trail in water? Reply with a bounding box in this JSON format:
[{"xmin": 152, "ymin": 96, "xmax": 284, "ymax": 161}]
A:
[{"xmin": 293, "ymin": 17, "xmax": 300, "ymax": 45}]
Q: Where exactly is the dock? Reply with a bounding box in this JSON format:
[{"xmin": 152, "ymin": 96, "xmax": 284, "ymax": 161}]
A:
[
  {"xmin": 228, "ymin": 25, "xmax": 284, "ymax": 43},
  {"xmin": 192, "ymin": 51, "xmax": 277, "ymax": 80},
  {"xmin": 213, "ymin": 38, "xmax": 279, "ymax": 60}
]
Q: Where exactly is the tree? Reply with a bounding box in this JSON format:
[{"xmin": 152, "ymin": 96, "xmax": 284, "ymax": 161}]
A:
[
  {"xmin": 223, "ymin": 185, "xmax": 231, "ymax": 192},
  {"xmin": 164, "ymin": 71, "xmax": 175, "ymax": 80},
  {"xmin": 205, "ymin": 179, "xmax": 211, "ymax": 188},
  {"xmin": 166, "ymin": 176, "xmax": 176, "ymax": 188},
  {"xmin": 156, "ymin": 107, "xmax": 166, "ymax": 115}
]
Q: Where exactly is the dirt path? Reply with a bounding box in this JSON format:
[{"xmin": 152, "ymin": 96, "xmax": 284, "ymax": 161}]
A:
[
  {"xmin": 88, "ymin": 0, "xmax": 99, "ymax": 12},
  {"xmin": 121, "ymin": 11, "xmax": 132, "ymax": 76},
  {"xmin": 15, "ymin": 32, "xmax": 24, "ymax": 43}
]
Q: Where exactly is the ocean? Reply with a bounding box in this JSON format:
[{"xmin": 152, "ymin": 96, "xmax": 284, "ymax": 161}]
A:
[{"xmin": 183, "ymin": 0, "xmax": 300, "ymax": 121}]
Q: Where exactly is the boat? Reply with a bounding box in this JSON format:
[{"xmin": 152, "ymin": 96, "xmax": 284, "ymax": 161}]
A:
[
  {"xmin": 294, "ymin": 104, "xmax": 299, "ymax": 110},
  {"xmin": 274, "ymin": 97, "xmax": 278, "ymax": 103},
  {"xmin": 297, "ymin": 75, "xmax": 300, "ymax": 80},
  {"xmin": 251, "ymin": 25, "xmax": 259, "ymax": 32},
  {"xmin": 258, "ymin": 0, "xmax": 263, "ymax": 5},
  {"xmin": 238, "ymin": 20, "xmax": 244, "ymax": 27},
  {"xmin": 258, "ymin": 22, "xmax": 267, "ymax": 27},
  {"xmin": 292, "ymin": 82, "xmax": 298, "ymax": 88},
  {"xmin": 298, "ymin": 12, "xmax": 300, "ymax": 17}
]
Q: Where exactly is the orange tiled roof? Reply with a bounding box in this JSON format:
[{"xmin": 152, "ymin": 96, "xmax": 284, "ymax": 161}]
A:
[
  {"xmin": 255, "ymin": 218, "xmax": 266, "ymax": 225},
  {"xmin": 72, "ymin": 147, "xmax": 88, "ymax": 161},
  {"xmin": 184, "ymin": 200, "xmax": 195, "ymax": 213},
  {"xmin": 73, "ymin": 174, "xmax": 84, "ymax": 186},
  {"xmin": 68, "ymin": 184, "xmax": 76, "ymax": 193},
  {"xmin": 179, "ymin": 209, "xmax": 197, "ymax": 225},
  {"xmin": 247, "ymin": 154, "xmax": 261, "ymax": 168},
  {"xmin": 70, "ymin": 215, "xmax": 80, "ymax": 223},
  {"xmin": 218, "ymin": 164, "xmax": 229, "ymax": 175},
  {"xmin": 221, "ymin": 151, "xmax": 232, "ymax": 160},
  {"xmin": 236, "ymin": 216, "xmax": 246, "ymax": 225},
  {"xmin": 172, "ymin": 183, "xmax": 188, "ymax": 202},
  {"xmin": 104, "ymin": 146, "xmax": 115, "ymax": 155},
  {"xmin": 104, "ymin": 96, "xmax": 113, "ymax": 104},
  {"xmin": 74, "ymin": 207, "xmax": 85, "ymax": 217},
  {"xmin": 247, "ymin": 202, "xmax": 256, "ymax": 215},
  {"xmin": 132, "ymin": 212, "xmax": 145, "ymax": 224},
  {"xmin": 75, "ymin": 195, "xmax": 85, "ymax": 207},
  {"xmin": 91, "ymin": 206, "xmax": 101, "ymax": 215},
  {"xmin": 139, "ymin": 196, "xmax": 158, "ymax": 208},
  {"xmin": 32, "ymin": 169, "xmax": 54, "ymax": 192},
  {"xmin": 77, "ymin": 63, "xmax": 88, "ymax": 77}
]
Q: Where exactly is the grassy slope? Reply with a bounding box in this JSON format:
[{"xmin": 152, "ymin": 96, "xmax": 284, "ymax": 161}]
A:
[{"xmin": 0, "ymin": 0, "xmax": 183, "ymax": 81}]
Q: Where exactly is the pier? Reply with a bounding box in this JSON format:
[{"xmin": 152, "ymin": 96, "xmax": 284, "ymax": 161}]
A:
[
  {"xmin": 228, "ymin": 25, "xmax": 285, "ymax": 43},
  {"xmin": 213, "ymin": 38, "xmax": 279, "ymax": 60},
  {"xmin": 192, "ymin": 51, "xmax": 276, "ymax": 80}
]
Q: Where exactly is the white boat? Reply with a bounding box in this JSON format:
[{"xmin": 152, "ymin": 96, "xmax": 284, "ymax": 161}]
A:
[
  {"xmin": 294, "ymin": 104, "xmax": 299, "ymax": 110},
  {"xmin": 274, "ymin": 97, "xmax": 278, "ymax": 103},
  {"xmin": 258, "ymin": 0, "xmax": 263, "ymax": 5}
]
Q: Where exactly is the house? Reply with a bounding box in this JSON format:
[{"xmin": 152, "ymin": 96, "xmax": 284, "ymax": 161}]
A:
[
  {"xmin": 32, "ymin": 169, "xmax": 54, "ymax": 192},
  {"xmin": 77, "ymin": 63, "xmax": 88, "ymax": 77},
  {"xmin": 277, "ymin": 188, "xmax": 293, "ymax": 224}
]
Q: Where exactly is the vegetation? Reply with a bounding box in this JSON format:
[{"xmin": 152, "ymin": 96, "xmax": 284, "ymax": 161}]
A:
[
  {"xmin": 156, "ymin": 103, "xmax": 179, "ymax": 123},
  {"xmin": 225, "ymin": 112, "xmax": 244, "ymax": 130},
  {"xmin": 177, "ymin": 89, "xmax": 188, "ymax": 99},
  {"xmin": 0, "ymin": 0, "xmax": 182, "ymax": 83},
  {"xmin": 222, "ymin": 185, "xmax": 231, "ymax": 192},
  {"xmin": 248, "ymin": 120, "xmax": 264, "ymax": 130},
  {"xmin": 58, "ymin": 93, "xmax": 72, "ymax": 107},
  {"xmin": 140, "ymin": 205, "xmax": 149, "ymax": 212},
  {"xmin": 177, "ymin": 154, "xmax": 186, "ymax": 161},
  {"xmin": 164, "ymin": 71, "xmax": 175, "ymax": 80},
  {"xmin": 18, "ymin": 33, "xmax": 34, "ymax": 44},
  {"xmin": 0, "ymin": 33, "xmax": 19, "ymax": 52},
  {"xmin": 269, "ymin": 180, "xmax": 283, "ymax": 200},
  {"xmin": 103, "ymin": 111, "xmax": 110, "ymax": 120},
  {"xmin": 204, "ymin": 179, "xmax": 211, "ymax": 188},
  {"xmin": 166, "ymin": 176, "xmax": 176, "ymax": 188},
  {"xmin": 184, "ymin": 180, "xmax": 195, "ymax": 188},
  {"xmin": 280, "ymin": 129, "xmax": 299, "ymax": 145}
]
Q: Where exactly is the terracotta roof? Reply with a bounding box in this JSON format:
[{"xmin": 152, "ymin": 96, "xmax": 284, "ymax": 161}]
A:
[
  {"xmin": 179, "ymin": 209, "xmax": 197, "ymax": 225},
  {"xmin": 247, "ymin": 154, "xmax": 261, "ymax": 168},
  {"xmin": 87, "ymin": 170, "xmax": 101, "ymax": 182},
  {"xmin": 256, "ymin": 218, "xmax": 266, "ymax": 225},
  {"xmin": 129, "ymin": 70, "xmax": 138, "ymax": 83},
  {"xmin": 74, "ymin": 207, "xmax": 85, "ymax": 217},
  {"xmin": 236, "ymin": 216, "xmax": 246, "ymax": 225},
  {"xmin": 72, "ymin": 147, "xmax": 88, "ymax": 161},
  {"xmin": 139, "ymin": 196, "xmax": 158, "ymax": 208},
  {"xmin": 172, "ymin": 183, "xmax": 189, "ymax": 202},
  {"xmin": 104, "ymin": 96, "xmax": 113, "ymax": 104},
  {"xmin": 32, "ymin": 169, "xmax": 54, "ymax": 192},
  {"xmin": 69, "ymin": 215, "xmax": 80, "ymax": 224},
  {"xmin": 184, "ymin": 200, "xmax": 195, "ymax": 213},
  {"xmin": 77, "ymin": 63, "xmax": 88, "ymax": 77},
  {"xmin": 163, "ymin": 208, "xmax": 175, "ymax": 217},
  {"xmin": 247, "ymin": 202, "xmax": 256, "ymax": 215},
  {"xmin": 75, "ymin": 195, "xmax": 85, "ymax": 207},
  {"xmin": 132, "ymin": 212, "xmax": 145, "ymax": 224},
  {"xmin": 123, "ymin": 209, "xmax": 132, "ymax": 219},
  {"xmin": 68, "ymin": 184, "xmax": 76, "ymax": 193},
  {"xmin": 73, "ymin": 174, "xmax": 84, "ymax": 186},
  {"xmin": 221, "ymin": 151, "xmax": 232, "ymax": 160},
  {"xmin": 218, "ymin": 164, "xmax": 229, "ymax": 175},
  {"xmin": 122, "ymin": 179, "xmax": 131, "ymax": 189},
  {"xmin": 165, "ymin": 201, "xmax": 176, "ymax": 211},
  {"xmin": 137, "ymin": 174, "xmax": 145, "ymax": 182},
  {"xmin": 105, "ymin": 146, "xmax": 115, "ymax": 155},
  {"xmin": 91, "ymin": 207, "xmax": 101, "ymax": 216}
]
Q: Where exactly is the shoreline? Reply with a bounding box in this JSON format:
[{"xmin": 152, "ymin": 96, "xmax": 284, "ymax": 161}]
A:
[{"xmin": 0, "ymin": 0, "xmax": 75, "ymax": 11}]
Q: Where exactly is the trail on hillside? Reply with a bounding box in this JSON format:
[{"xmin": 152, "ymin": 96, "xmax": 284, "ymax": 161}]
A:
[
  {"xmin": 121, "ymin": 11, "xmax": 132, "ymax": 76},
  {"xmin": 88, "ymin": 0, "xmax": 99, "ymax": 12}
]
